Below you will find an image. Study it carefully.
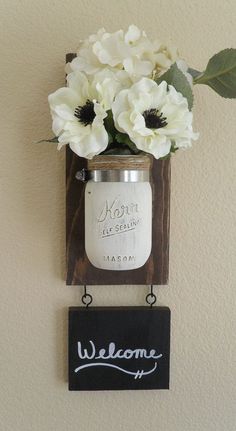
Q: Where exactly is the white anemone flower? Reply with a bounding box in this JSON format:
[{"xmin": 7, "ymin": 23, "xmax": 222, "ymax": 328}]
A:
[
  {"xmin": 112, "ymin": 78, "xmax": 199, "ymax": 159},
  {"xmin": 48, "ymin": 71, "xmax": 110, "ymax": 159}
]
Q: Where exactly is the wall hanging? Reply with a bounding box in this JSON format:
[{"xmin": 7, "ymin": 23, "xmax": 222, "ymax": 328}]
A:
[{"xmin": 41, "ymin": 25, "xmax": 236, "ymax": 390}]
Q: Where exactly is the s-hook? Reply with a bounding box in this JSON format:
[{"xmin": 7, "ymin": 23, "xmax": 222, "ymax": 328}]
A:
[
  {"xmin": 146, "ymin": 285, "xmax": 157, "ymax": 308},
  {"xmin": 81, "ymin": 285, "xmax": 93, "ymax": 308}
]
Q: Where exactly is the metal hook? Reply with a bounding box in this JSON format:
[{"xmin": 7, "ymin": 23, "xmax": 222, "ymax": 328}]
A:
[
  {"xmin": 81, "ymin": 285, "xmax": 93, "ymax": 308},
  {"xmin": 145, "ymin": 284, "xmax": 157, "ymax": 308}
]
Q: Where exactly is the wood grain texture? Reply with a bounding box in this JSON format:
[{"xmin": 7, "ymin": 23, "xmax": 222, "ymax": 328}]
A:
[{"xmin": 66, "ymin": 53, "xmax": 170, "ymax": 285}]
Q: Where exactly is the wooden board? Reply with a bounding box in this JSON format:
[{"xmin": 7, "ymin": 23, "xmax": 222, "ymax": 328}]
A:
[{"xmin": 66, "ymin": 53, "xmax": 171, "ymax": 285}]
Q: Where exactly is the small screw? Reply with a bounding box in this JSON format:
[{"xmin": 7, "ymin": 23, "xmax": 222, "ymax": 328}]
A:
[{"xmin": 75, "ymin": 169, "xmax": 87, "ymax": 182}]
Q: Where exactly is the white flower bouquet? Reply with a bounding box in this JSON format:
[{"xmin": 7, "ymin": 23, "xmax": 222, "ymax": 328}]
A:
[{"xmin": 47, "ymin": 25, "xmax": 236, "ymax": 160}]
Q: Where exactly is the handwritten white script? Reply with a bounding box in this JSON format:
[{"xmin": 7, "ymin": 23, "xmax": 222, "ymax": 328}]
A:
[{"xmin": 74, "ymin": 340, "xmax": 162, "ymax": 379}]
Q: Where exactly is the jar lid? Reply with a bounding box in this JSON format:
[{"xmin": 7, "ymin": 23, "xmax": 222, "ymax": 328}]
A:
[
  {"xmin": 85, "ymin": 155, "xmax": 152, "ymax": 182},
  {"xmin": 88, "ymin": 169, "xmax": 150, "ymax": 182}
]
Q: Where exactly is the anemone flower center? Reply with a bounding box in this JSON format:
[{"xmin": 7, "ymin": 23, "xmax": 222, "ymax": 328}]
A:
[
  {"xmin": 142, "ymin": 108, "xmax": 168, "ymax": 129},
  {"xmin": 74, "ymin": 100, "xmax": 96, "ymax": 126}
]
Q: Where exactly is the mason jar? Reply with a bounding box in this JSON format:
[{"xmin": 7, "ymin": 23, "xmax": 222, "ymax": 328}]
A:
[{"xmin": 83, "ymin": 155, "xmax": 152, "ymax": 271}]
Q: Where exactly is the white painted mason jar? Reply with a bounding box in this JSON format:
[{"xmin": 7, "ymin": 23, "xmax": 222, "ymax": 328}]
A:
[{"xmin": 83, "ymin": 155, "xmax": 152, "ymax": 271}]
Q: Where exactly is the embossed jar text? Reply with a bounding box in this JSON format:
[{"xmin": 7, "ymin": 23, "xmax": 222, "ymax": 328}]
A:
[{"xmin": 84, "ymin": 155, "xmax": 152, "ymax": 270}]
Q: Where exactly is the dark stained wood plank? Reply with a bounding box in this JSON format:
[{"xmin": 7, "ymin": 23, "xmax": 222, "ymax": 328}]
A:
[{"xmin": 66, "ymin": 53, "xmax": 170, "ymax": 285}]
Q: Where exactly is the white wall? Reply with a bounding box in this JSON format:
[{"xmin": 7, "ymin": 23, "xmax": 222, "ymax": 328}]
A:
[{"xmin": 1, "ymin": 1, "xmax": 236, "ymax": 430}]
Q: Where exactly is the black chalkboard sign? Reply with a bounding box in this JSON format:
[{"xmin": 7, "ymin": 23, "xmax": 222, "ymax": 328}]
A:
[{"xmin": 69, "ymin": 307, "xmax": 171, "ymax": 391}]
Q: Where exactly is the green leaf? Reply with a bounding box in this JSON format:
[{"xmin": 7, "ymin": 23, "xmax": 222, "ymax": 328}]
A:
[
  {"xmin": 188, "ymin": 68, "xmax": 201, "ymax": 79},
  {"xmin": 35, "ymin": 136, "xmax": 58, "ymax": 144},
  {"xmin": 102, "ymin": 146, "xmax": 133, "ymax": 156},
  {"xmin": 104, "ymin": 110, "xmax": 116, "ymax": 136},
  {"xmin": 115, "ymin": 133, "xmax": 140, "ymax": 154},
  {"xmin": 170, "ymin": 145, "xmax": 179, "ymax": 154},
  {"xmin": 107, "ymin": 132, "xmax": 113, "ymax": 145},
  {"xmin": 155, "ymin": 63, "xmax": 194, "ymax": 110},
  {"xmin": 193, "ymin": 48, "xmax": 236, "ymax": 98}
]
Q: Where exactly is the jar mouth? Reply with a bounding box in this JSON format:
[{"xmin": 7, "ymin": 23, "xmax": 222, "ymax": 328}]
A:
[{"xmin": 88, "ymin": 169, "xmax": 150, "ymax": 183}]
